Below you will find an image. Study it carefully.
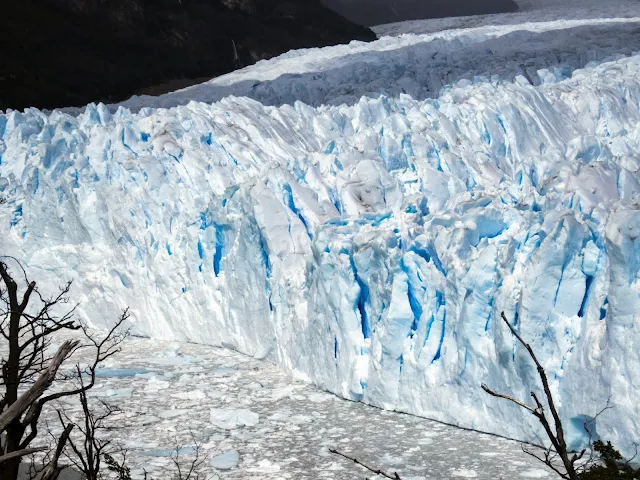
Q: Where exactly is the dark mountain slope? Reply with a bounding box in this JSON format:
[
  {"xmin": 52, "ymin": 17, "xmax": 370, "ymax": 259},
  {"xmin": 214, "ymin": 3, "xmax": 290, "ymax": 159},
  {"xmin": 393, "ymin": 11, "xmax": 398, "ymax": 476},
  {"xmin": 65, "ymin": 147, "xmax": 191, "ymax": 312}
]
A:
[
  {"xmin": 1, "ymin": 0, "xmax": 376, "ymax": 111},
  {"xmin": 321, "ymin": 0, "xmax": 519, "ymax": 27}
]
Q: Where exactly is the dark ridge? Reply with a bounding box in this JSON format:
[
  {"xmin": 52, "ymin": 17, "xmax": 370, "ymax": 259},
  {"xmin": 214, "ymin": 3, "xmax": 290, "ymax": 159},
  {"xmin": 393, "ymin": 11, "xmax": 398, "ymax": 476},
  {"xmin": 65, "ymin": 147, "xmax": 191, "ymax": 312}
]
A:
[
  {"xmin": 320, "ymin": 0, "xmax": 519, "ymax": 27},
  {"xmin": 0, "ymin": 0, "xmax": 376, "ymax": 111}
]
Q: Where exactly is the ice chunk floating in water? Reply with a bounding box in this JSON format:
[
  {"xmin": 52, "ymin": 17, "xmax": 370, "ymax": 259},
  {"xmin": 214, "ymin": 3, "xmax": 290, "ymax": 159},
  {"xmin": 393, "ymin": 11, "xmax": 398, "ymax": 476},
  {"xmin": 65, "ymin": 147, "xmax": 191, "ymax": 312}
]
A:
[
  {"xmin": 210, "ymin": 409, "xmax": 260, "ymax": 429},
  {"xmin": 2, "ymin": 12, "xmax": 640, "ymax": 457},
  {"xmin": 210, "ymin": 451, "xmax": 240, "ymax": 470}
]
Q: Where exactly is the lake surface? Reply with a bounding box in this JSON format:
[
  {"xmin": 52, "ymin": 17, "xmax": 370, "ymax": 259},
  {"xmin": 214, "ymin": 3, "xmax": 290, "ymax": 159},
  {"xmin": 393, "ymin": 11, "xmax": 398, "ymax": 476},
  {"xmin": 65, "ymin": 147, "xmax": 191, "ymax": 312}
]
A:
[{"xmin": 42, "ymin": 332, "xmax": 552, "ymax": 479}]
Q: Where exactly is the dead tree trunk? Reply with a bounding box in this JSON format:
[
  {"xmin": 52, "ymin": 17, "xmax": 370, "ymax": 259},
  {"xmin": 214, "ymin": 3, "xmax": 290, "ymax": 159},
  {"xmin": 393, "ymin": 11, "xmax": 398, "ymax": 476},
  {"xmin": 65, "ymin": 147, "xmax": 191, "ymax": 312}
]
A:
[{"xmin": 0, "ymin": 259, "xmax": 129, "ymax": 480}]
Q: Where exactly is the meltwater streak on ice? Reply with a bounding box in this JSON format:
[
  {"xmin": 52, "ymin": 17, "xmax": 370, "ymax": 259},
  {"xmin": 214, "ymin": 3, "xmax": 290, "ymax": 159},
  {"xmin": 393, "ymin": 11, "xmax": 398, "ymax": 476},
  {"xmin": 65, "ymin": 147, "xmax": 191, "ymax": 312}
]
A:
[{"xmin": 2, "ymin": 28, "xmax": 640, "ymax": 456}]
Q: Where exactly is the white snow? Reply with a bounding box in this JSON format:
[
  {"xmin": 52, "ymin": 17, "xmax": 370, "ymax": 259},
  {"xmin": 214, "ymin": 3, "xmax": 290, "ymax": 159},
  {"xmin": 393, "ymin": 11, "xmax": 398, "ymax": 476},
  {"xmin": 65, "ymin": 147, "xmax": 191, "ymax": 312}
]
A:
[
  {"xmin": 374, "ymin": 0, "xmax": 640, "ymax": 37},
  {"xmin": 2, "ymin": 0, "xmax": 640, "ymax": 459},
  {"xmin": 112, "ymin": 15, "xmax": 640, "ymax": 112}
]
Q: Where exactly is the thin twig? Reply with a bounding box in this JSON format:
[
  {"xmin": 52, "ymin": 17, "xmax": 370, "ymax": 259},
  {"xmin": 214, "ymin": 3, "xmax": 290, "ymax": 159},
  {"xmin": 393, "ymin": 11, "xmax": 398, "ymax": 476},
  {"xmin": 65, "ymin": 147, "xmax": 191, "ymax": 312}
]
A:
[{"xmin": 330, "ymin": 449, "xmax": 401, "ymax": 479}]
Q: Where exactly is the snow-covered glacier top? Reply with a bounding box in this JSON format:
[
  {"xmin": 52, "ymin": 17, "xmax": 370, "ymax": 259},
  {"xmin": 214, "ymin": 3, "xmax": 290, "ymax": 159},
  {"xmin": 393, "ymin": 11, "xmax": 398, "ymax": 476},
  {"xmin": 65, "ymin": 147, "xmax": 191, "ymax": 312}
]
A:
[{"xmin": 2, "ymin": 0, "xmax": 640, "ymax": 458}]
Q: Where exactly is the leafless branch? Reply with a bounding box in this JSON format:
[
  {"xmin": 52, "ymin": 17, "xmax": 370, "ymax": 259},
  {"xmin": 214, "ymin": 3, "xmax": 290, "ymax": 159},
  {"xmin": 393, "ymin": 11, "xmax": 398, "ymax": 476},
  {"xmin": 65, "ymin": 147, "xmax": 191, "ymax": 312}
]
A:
[
  {"xmin": 0, "ymin": 340, "xmax": 79, "ymax": 432},
  {"xmin": 1, "ymin": 260, "xmax": 130, "ymax": 480},
  {"xmin": 33, "ymin": 423, "xmax": 74, "ymax": 480},
  {"xmin": 330, "ymin": 448, "xmax": 402, "ymax": 479},
  {"xmin": 481, "ymin": 312, "xmax": 579, "ymax": 480},
  {"xmin": 0, "ymin": 446, "xmax": 48, "ymax": 464},
  {"xmin": 170, "ymin": 431, "xmax": 211, "ymax": 480},
  {"xmin": 522, "ymin": 444, "xmax": 569, "ymax": 479},
  {"xmin": 481, "ymin": 384, "xmax": 537, "ymax": 414}
]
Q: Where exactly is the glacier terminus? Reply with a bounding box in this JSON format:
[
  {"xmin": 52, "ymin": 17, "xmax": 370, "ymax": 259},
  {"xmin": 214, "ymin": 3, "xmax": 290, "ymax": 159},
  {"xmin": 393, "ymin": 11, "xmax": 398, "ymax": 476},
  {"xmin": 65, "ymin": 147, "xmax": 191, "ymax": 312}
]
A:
[{"xmin": 1, "ymin": 0, "xmax": 640, "ymax": 462}]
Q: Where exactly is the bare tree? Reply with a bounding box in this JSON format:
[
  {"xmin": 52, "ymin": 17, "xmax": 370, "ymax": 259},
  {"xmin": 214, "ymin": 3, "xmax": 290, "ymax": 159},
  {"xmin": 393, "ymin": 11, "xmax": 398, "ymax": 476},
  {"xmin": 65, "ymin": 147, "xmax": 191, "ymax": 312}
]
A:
[
  {"xmin": 56, "ymin": 367, "xmax": 124, "ymax": 480},
  {"xmin": 169, "ymin": 431, "xmax": 211, "ymax": 480},
  {"xmin": 104, "ymin": 451, "xmax": 132, "ymax": 480},
  {"xmin": 482, "ymin": 312, "xmax": 583, "ymax": 479},
  {"xmin": 0, "ymin": 259, "xmax": 129, "ymax": 480},
  {"xmin": 142, "ymin": 432, "xmax": 213, "ymax": 480},
  {"xmin": 482, "ymin": 312, "xmax": 639, "ymax": 479},
  {"xmin": 31, "ymin": 423, "xmax": 74, "ymax": 480}
]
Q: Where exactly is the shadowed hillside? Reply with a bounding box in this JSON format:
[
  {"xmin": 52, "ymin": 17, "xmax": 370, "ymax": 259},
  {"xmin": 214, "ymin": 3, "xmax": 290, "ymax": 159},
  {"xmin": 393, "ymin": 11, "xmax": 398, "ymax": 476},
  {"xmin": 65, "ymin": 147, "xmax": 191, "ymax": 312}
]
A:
[{"xmin": 1, "ymin": 0, "xmax": 375, "ymax": 111}]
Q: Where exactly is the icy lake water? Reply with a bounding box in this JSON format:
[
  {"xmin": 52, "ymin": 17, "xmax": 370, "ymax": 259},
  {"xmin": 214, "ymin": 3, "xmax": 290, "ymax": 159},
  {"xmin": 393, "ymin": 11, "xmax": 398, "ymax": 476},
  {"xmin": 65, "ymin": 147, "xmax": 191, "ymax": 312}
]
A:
[{"xmin": 45, "ymin": 332, "xmax": 552, "ymax": 479}]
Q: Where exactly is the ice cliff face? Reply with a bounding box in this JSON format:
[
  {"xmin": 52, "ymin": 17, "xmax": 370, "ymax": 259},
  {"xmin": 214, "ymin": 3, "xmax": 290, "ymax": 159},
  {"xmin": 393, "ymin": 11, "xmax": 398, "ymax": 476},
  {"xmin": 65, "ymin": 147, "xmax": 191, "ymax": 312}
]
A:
[{"xmin": 2, "ymin": 10, "xmax": 640, "ymax": 455}]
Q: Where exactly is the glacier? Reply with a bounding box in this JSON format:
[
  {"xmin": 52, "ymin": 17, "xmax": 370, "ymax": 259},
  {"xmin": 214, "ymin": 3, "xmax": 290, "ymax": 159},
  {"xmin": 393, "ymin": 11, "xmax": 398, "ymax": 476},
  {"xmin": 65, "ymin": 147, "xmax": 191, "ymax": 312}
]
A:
[{"xmin": 2, "ymin": 0, "xmax": 640, "ymax": 458}]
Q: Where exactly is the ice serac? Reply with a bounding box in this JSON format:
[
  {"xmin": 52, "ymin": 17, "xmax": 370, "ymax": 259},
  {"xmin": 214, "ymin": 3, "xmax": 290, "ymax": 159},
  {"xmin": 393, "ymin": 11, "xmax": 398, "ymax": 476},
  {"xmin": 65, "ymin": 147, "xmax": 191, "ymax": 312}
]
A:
[{"xmin": 2, "ymin": 30, "xmax": 640, "ymax": 456}]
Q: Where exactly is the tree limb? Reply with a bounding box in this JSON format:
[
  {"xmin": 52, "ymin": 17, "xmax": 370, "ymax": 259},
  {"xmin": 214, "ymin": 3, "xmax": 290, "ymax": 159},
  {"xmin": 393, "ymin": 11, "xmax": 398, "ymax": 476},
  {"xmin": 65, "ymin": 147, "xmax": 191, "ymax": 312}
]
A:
[
  {"xmin": 0, "ymin": 446, "xmax": 48, "ymax": 464},
  {"xmin": 522, "ymin": 444, "xmax": 569, "ymax": 480},
  {"xmin": 34, "ymin": 423, "xmax": 74, "ymax": 480},
  {"xmin": 330, "ymin": 448, "xmax": 401, "ymax": 479},
  {"xmin": 481, "ymin": 384, "xmax": 538, "ymax": 415},
  {"xmin": 481, "ymin": 312, "xmax": 578, "ymax": 480},
  {"xmin": 0, "ymin": 340, "xmax": 79, "ymax": 432},
  {"xmin": 500, "ymin": 312, "xmax": 568, "ymax": 455}
]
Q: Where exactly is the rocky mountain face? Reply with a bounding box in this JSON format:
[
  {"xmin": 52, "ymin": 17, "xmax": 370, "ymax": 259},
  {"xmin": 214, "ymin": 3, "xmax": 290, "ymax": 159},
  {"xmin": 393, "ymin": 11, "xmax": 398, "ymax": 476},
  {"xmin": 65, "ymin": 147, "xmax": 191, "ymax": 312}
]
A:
[
  {"xmin": 320, "ymin": 0, "xmax": 519, "ymax": 27},
  {"xmin": 1, "ymin": 0, "xmax": 376, "ymax": 111}
]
